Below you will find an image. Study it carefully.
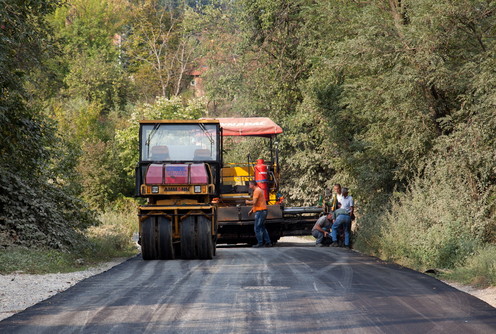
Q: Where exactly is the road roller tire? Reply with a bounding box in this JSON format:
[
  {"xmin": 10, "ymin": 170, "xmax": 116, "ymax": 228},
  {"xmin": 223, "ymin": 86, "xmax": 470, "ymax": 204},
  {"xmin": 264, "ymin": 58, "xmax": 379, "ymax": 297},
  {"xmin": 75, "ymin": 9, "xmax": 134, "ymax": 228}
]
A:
[
  {"xmin": 141, "ymin": 217, "xmax": 158, "ymax": 260},
  {"xmin": 158, "ymin": 216, "xmax": 174, "ymax": 260},
  {"xmin": 197, "ymin": 216, "xmax": 213, "ymax": 260},
  {"xmin": 181, "ymin": 216, "xmax": 197, "ymax": 259}
]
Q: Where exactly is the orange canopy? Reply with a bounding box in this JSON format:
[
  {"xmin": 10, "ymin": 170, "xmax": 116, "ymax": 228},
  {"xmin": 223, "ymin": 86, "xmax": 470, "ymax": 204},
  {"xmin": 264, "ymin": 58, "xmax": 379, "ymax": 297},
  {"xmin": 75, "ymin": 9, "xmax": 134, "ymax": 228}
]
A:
[{"xmin": 204, "ymin": 117, "xmax": 283, "ymax": 137}]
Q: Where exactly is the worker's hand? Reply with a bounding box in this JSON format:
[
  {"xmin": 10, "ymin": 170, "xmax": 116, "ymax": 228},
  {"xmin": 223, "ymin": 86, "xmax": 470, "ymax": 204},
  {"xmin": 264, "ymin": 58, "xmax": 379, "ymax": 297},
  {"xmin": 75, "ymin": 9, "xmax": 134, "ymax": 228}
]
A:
[{"xmin": 248, "ymin": 210, "xmax": 253, "ymax": 216}]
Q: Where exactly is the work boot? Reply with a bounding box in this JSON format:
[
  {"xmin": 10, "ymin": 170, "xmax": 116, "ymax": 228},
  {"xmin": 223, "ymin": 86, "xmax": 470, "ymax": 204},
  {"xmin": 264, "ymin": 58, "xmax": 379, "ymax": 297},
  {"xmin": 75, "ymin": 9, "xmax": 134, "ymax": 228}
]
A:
[
  {"xmin": 330, "ymin": 242, "xmax": 338, "ymax": 247},
  {"xmin": 264, "ymin": 243, "xmax": 273, "ymax": 247},
  {"xmin": 252, "ymin": 244, "xmax": 263, "ymax": 248},
  {"xmin": 315, "ymin": 243, "xmax": 324, "ymax": 247}
]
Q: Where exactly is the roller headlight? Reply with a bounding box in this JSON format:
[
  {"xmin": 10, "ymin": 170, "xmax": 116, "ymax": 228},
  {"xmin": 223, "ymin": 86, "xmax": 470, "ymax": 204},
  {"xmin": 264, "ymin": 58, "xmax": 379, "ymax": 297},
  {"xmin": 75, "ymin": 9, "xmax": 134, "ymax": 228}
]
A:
[
  {"xmin": 151, "ymin": 185, "xmax": 159, "ymax": 193},
  {"xmin": 194, "ymin": 185, "xmax": 201, "ymax": 193}
]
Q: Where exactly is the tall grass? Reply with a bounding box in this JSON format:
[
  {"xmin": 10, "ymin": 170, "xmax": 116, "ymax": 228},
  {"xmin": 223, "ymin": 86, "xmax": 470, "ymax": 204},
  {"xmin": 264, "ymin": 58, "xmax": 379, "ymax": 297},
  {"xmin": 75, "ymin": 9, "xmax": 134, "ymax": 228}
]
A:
[
  {"xmin": 82, "ymin": 197, "xmax": 139, "ymax": 260},
  {"xmin": 353, "ymin": 193, "xmax": 390, "ymax": 256},
  {"xmin": 441, "ymin": 245, "xmax": 496, "ymax": 288},
  {"xmin": 355, "ymin": 160, "xmax": 494, "ymax": 279},
  {"xmin": 0, "ymin": 247, "xmax": 79, "ymax": 274}
]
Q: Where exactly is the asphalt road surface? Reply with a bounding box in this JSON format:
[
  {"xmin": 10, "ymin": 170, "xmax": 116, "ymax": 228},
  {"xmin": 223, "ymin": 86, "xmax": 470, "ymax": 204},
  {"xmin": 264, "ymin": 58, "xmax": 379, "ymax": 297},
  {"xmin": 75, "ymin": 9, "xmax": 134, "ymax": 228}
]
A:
[{"xmin": 1, "ymin": 241, "xmax": 495, "ymax": 333}]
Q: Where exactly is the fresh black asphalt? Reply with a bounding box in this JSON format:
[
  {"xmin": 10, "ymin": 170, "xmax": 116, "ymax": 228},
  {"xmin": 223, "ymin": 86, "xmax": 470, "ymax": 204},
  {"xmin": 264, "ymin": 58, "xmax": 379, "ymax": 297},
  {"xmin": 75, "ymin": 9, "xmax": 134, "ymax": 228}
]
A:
[{"xmin": 1, "ymin": 241, "xmax": 495, "ymax": 333}]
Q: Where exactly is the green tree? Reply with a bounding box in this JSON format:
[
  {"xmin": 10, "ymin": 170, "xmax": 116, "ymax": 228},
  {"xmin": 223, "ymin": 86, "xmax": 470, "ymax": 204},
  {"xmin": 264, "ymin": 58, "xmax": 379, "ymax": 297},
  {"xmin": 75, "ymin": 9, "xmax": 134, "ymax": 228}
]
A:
[
  {"xmin": 125, "ymin": 0, "xmax": 201, "ymax": 100},
  {"xmin": 76, "ymin": 139, "xmax": 130, "ymax": 210},
  {"xmin": 0, "ymin": 0, "xmax": 97, "ymax": 249},
  {"xmin": 43, "ymin": 0, "xmax": 133, "ymax": 210},
  {"xmin": 51, "ymin": 0, "xmax": 129, "ymax": 58},
  {"xmin": 0, "ymin": 0, "xmax": 62, "ymax": 176},
  {"xmin": 202, "ymin": 0, "xmax": 320, "ymax": 203},
  {"xmin": 50, "ymin": 0, "xmax": 131, "ymax": 111}
]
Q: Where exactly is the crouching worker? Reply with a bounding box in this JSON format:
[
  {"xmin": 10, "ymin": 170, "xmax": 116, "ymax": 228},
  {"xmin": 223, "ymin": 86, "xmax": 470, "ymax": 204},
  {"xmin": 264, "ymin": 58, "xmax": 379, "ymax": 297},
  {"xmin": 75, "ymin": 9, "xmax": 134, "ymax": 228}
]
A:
[
  {"xmin": 331, "ymin": 203, "xmax": 351, "ymax": 248},
  {"xmin": 312, "ymin": 212, "xmax": 333, "ymax": 247}
]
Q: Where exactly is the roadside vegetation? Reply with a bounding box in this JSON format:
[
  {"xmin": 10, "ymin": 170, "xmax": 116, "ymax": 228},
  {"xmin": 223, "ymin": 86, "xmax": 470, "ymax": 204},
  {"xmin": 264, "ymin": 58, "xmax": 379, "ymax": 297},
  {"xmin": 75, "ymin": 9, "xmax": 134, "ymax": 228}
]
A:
[
  {"xmin": 440, "ymin": 245, "xmax": 496, "ymax": 288},
  {"xmin": 1, "ymin": 0, "xmax": 494, "ymax": 287},
  {"xmin": 0, "ymin": 198, "xmax": 138, "ymax": 274}
]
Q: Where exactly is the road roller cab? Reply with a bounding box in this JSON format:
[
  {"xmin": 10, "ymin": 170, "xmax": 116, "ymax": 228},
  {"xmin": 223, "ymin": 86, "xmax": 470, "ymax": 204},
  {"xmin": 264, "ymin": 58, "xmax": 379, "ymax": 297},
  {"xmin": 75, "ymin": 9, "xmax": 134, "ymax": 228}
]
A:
[{"xmin": 136, "ymin": 120, "xmax": 222, "ymax": 260}]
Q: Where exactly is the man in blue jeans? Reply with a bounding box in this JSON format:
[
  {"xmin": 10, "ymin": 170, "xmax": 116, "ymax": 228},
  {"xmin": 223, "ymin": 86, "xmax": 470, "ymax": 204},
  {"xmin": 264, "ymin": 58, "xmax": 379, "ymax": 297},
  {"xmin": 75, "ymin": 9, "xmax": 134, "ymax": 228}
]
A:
[
  {"xmin": 246, "ymin": 180, "xmax": 271, "ymax": 247},
  {"xmin": 331, "ymin": 203, "xmax": 352, "ymax": 248}
]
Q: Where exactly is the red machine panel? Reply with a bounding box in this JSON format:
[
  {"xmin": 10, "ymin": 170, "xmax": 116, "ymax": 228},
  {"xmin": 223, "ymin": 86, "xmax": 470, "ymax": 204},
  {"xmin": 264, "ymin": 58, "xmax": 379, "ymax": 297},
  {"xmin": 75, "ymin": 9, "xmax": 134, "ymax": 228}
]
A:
[
  {"xmin": 145, "ymin": 164, "xmax": 164, "ymax": 184},
  {"xmin": 190, "ymin": 164, "xmax": 208, "ymax": 184}
]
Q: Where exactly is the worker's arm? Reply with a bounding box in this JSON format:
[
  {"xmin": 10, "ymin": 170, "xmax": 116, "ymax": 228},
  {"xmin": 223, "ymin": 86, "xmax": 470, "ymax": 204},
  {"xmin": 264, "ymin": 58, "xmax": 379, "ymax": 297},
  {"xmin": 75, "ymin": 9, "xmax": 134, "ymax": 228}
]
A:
[
  {"xmin": 313, "ymin": 218, "xmax": 329, "ymax": 237},
  {"xmin": 314, "ymin": 225, "xmax": 329, "ymax": 237}
]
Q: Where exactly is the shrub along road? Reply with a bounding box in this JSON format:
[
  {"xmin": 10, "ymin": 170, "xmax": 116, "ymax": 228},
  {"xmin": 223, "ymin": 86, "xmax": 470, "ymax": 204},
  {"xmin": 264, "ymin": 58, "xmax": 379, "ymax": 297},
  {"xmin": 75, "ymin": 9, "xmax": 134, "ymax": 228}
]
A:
[{"xmin": 1, "ymin": 241, "xmax": 495, "ymax": 333}]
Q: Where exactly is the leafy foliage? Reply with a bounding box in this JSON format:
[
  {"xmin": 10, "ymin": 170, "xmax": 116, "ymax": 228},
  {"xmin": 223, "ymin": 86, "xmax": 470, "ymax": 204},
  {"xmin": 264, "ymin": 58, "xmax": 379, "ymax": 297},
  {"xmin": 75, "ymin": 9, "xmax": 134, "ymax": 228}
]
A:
[
  {"xmin": 76, "ymin": 139, "xmax": 131, "ymax": 210},
  {"xmin": 0, "ymin": 0, "xmax": 60, "ymax": 177},
  {"xmin": 0, "ymin": 0, "xmax": 101, "ymax": 251},
  {"xmin": 64, "ymin": 53, "xmax": 130, "ymax": 111},
  {"xmin": 0, "ymin": 168, "xmax": 96, "ymax": 249},
  {"xmin": 442, "ymin": 244, "xmax": 496, "ymax": 288},
  {"xmin": 125, "ymin": 0, "xmax": 202, "ymax": 99}
]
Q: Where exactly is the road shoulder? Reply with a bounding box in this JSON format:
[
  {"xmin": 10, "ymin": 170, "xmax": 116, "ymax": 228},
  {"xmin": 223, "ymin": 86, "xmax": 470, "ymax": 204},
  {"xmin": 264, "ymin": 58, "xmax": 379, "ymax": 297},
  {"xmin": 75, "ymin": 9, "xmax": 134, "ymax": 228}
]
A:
[{"xmin": 0, "ymin": 257, "xmax": 129, "ymax": 321}]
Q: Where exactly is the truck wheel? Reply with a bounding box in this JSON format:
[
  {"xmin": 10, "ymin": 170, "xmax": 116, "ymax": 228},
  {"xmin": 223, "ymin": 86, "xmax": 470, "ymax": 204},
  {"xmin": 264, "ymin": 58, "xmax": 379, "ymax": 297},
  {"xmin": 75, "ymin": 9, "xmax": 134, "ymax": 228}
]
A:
[
  {"xmin": 181, "ymin": 216, "xmax": 197, "ymax": 259},
  {"xmin": 141, "ymin": 217, "xmax": 158, "ymax": 260},
  {"xmin": 197, "ymin": 216, "xmax": 213, "ymax": 260},
  {"xmin": 158, "ymin": 216, "xmax": 174, "ymax": 260}
]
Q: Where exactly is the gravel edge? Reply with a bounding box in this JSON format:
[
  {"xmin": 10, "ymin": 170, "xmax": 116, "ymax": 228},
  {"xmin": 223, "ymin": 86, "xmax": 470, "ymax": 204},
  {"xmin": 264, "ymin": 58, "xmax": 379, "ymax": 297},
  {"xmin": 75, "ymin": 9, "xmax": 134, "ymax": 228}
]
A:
[{"xmin": 0, "ymin": 257, "xmax": 130, "ymax": 321}]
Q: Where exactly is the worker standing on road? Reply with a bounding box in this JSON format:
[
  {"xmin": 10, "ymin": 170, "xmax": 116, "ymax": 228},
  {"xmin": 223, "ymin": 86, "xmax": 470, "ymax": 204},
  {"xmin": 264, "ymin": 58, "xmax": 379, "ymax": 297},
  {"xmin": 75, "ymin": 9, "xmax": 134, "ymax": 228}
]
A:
[
  {"xmin": 331, "ymin": 195, "xmax": 353, "ymax": 248},
  {"xmin": 340, "ymin": 187, "xmax": 354, "ymax": 220},
  {"xmin": 246, "ymin": 180, "xmax": 272, "ymax": 248},
  {"xmin": 312, "ymin": 212, "xmax": 333, "ymax": 247}
]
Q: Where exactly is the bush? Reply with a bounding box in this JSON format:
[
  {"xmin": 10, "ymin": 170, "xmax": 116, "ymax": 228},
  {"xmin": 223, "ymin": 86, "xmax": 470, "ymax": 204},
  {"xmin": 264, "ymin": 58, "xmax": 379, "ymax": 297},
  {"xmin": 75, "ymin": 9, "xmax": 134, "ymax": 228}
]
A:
[
  {"xmin": 362, "ymin": 156, "xmax": 492, "ymax": 271},
  {"xmin": 0, "ymin": 167, "xmax": 97, "ymax": 250},
  {"xmin": 352, "ymin": 194, "xmax": 390, "ymax": 256},
  {"xmin": 77, "ymin": 139, "xmax": 132, "ymax": 210}
]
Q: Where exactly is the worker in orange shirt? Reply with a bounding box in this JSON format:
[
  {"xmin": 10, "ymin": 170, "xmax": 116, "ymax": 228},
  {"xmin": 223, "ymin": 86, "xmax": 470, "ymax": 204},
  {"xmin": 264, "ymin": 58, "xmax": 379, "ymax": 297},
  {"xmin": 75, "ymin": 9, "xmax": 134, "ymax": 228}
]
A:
[{"xmin": 246, "ymin": 180, "xmax": 272, "ymax": 248}]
